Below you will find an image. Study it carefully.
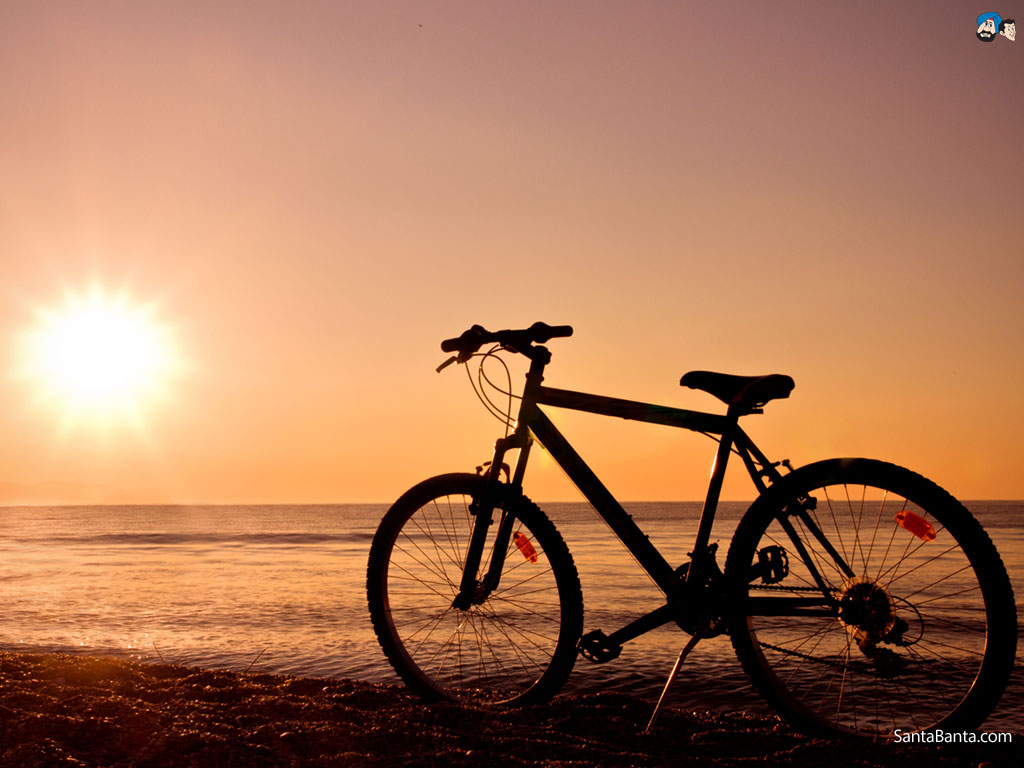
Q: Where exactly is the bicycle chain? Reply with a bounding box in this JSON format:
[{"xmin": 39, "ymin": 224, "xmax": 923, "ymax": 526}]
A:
[
  {"xmin": 757, "ymin": 640, "xmax": 847, "ymax": 668},
  {"xmin": 749, "ymin": 585, "xmax": 919, "ymax": 673},
  {"xmin": 749, "ymin": 583, "xmax": 833, "ymax": 593},
  {"xmin": 748, "ymin": 584, "xmax": 845, "ymax": 668}
]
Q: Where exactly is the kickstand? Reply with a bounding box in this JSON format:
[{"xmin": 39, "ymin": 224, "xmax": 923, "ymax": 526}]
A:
[{"xmin": 643, "ymin": 629, "xmax": 704, "ymax": 734}]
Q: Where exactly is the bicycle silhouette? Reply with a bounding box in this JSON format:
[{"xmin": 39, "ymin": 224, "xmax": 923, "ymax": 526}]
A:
[{"xmin": 368, "ymin": 323, "xmax": 1016, "ymax": 739}]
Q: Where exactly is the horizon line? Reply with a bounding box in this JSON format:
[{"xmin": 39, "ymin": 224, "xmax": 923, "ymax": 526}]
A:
[{"xmin": 3, "ymin": 498, "xmax": 1024, "ymax": 509}]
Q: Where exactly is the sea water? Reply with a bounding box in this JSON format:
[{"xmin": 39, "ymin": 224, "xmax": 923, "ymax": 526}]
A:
[{"xmin": 1, "ymin": 501, "xmax": 1021, "ymax": 733}]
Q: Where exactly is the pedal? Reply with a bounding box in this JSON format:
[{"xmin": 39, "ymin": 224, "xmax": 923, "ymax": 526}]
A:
[
  {"xmin": 755, "ymin": 546, "xmax": 789, "ymax": 584},
  {"xmin": 577, "ymin": 630, "xmax": 622, "ymax": 663}
]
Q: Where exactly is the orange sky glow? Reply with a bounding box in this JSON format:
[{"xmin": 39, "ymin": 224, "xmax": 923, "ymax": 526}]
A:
[{"xmin": 1, "ymin": 2, "xmax": 1022, "ymax": 504}]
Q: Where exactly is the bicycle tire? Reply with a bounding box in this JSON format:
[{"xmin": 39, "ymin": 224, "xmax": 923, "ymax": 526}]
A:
[
  {"xmin": 367, "ymin": 473, "xmax": 583, "ymax": 705},
  {"xmin": 724, "ymin": 458, "xmax": 1017, "ymax": 739}
]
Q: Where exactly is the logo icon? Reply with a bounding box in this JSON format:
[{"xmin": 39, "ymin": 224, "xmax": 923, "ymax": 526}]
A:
[{"xmin": 977, "ymin": 12, "xmax": 1016, "ymax": 42}]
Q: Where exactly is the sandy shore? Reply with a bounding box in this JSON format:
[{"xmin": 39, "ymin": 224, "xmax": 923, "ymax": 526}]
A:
[{"xmin": 0, "ymin": 651, "xmax": 1017, "ymax": 767}]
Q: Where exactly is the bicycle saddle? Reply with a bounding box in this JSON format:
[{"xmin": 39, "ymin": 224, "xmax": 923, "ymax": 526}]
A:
[{"xmin": 680, "ymin": 371, "xmax": 795, "ymax": 412}]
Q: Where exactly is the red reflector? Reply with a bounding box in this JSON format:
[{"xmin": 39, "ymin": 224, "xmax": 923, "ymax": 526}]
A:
[
  {"xmin": 513, "ymin": 531, "xmax": 538, "ymax": 563},
  {"xmin": 895, "ymin": 509, "xmax": 936, "ymax": 542}
]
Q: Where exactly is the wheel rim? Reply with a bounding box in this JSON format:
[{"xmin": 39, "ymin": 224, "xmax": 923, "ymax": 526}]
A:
[
  {"xmin": 381, "ymin": 491, "xmax": 565, "ymax": 702},
  {"xmin": 742, "ymin": 482, "xmax": 991, "ymax": 736}
]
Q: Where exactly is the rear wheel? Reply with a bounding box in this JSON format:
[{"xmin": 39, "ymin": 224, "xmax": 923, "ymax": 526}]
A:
[
  {"xmin": 367, "ymin": 473, "xmax": 583, "ymax": 705},
  {"xmin": 725, "ymin": 459, "xmax": 1017, "ymax": 738}
]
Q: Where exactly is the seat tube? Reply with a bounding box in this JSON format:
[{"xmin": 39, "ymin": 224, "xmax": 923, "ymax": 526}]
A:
[{"xmin": 687, "ymin": 407, "xmax": 739, "ymax": 583}]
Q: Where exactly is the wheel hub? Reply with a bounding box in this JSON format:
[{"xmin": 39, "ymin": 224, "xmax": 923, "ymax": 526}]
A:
[{"xmin": 838, "ymin": 579, "xmax": 895, "ymax": 642}]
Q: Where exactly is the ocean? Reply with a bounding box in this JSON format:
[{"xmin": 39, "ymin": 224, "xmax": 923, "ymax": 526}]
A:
[{"xmin": 1, "ymin": 500, "xmax": 1021, "ymax": 733}]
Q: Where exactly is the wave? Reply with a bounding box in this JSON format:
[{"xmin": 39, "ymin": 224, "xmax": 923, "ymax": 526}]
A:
[{"xmin": 8, "ymin": 531, "xmax": 376, "ymax": 546}]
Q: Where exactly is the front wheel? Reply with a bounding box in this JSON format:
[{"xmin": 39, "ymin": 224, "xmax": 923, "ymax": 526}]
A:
[
  {"xmin": 725, "ymin": 459, "xmax": 1017, "ymax": 739},
  {"xmin": 367, "ymin": 473, "xmax": 583, "ymax": 705}
]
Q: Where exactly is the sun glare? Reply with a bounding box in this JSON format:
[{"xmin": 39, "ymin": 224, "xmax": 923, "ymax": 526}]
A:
[{"xmin": 22, "ymin": 289, "xmax": 178, "ymax": 422}]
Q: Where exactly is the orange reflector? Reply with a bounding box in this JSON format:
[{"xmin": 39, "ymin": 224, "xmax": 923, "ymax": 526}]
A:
[
  {"xmin": 895, "ymin": 509, "xmax": 936, "ymax": 542},
  {"xmin": 513, "ymin": 531, "xmax": 538, "ymax": 563}
]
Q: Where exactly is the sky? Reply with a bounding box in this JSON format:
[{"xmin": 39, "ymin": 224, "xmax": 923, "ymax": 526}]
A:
[{"xmin": 1, "ymin": 1, "xmax": 1022, "ymax": 504}]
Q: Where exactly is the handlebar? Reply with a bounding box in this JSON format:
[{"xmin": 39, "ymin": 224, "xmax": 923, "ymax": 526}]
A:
[{"xmin": 440, "ymin": 322, "xmax": 573, "ymax": 361}]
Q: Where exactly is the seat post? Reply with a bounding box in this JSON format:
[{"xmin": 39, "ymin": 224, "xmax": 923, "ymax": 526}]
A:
[{"xmin": 686, "ymin": 406, "xmax": 740, "ymax": 584}]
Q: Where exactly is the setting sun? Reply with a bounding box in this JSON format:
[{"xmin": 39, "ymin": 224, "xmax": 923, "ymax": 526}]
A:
[{"xmin": 21, "ymin": 289, "xmax": 177, "ymax": 421}]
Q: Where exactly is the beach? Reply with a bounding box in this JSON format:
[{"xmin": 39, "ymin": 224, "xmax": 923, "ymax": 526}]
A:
[
  {"xmin": 0, "ymin": 651, "xmax": 1017, "ymax": 768},
  {"xmin": 4, "ymin": 500, "xmax": 1020, "ymax": 735}
]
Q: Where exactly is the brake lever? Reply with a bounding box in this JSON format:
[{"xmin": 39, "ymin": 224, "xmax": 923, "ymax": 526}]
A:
[{"xmin": 436, "ymin": 356, "xmax": 458, "ymax": 373}]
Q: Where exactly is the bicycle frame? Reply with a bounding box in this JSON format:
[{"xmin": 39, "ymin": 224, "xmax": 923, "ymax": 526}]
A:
[
  {"xmin": 521, "ymin": 387, "xmax": 764, "ymax": 594},
  {"xmin": 456, "ymin": 348, "xmax": 844, "ymax": 642},
  {"xmin": 372, "ymin": 325, "xmax": 1016, "ymax": 735}
]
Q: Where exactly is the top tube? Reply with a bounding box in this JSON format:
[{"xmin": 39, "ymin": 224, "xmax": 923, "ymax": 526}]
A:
[{"xmin": 535, "ymin": 386, "xmax": 731, "ymax": 435}]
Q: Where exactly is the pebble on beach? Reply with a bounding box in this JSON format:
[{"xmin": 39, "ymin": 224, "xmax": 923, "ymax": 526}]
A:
[{"xmin": 0, "ymin": 651, "xmax": 1018, "ymax": 767}]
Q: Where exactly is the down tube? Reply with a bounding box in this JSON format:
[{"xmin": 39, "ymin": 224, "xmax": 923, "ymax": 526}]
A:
[{"xmin": 528, "ymin": 408, "xmax": 678, "ymax": 594}]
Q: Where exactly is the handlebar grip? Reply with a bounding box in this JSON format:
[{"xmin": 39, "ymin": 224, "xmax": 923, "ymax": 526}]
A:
[
  {"xmin": 543, "ymin": 324, "xmax": 573, "ymax": 339},
  {"xmin": 441, "ymin": 324, "xmax": 489, "ymax": 353},
  {"xmin": 526, "ymin": 322, "xmax": 573, "ymax": 343}
]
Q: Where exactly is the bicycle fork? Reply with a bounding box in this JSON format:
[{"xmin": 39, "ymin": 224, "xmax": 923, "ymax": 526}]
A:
[
  {"xmin": 451, "ymin": 450, "xmax": 523, "ymax": 610},
  {"xmin": 453, "ymin": 359, "xmax": 544, "ymax": 611}
]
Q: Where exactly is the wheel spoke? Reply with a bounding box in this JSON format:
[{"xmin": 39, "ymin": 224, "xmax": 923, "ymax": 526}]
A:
[
  {"xmin": 369, "ymin": 480, "xmax": 580, "ymax": 706},
  {"xmin": 730, "ymin": 462, "xmax": 1013, "ymax": 738}
]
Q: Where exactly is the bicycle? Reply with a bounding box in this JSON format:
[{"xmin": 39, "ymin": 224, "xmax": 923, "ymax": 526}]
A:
[{"xmin": 366, "ymin": 322, "xmax": 1017, "ymax": 739}]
